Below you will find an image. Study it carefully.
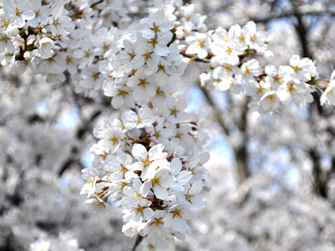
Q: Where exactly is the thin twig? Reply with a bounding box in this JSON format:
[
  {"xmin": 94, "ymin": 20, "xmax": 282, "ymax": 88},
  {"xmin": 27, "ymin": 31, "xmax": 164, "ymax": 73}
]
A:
[
  {"xmin": 221, "ymin": 6, "xmax": 335, "ymax": 29},
  {"xmin": 180, "ymin": 52, "xmax": 210, "ymax": 63},
  {"xmin": 197, "ymin": 83, "xmax": 229, "ymax": 136},
  {"xmin": 90, "ymin": 0, "xmax": 103, "ymax": 8},
  {"xmin": 132, "ymin": 235, "xmax": 143, "ymax": 251}
]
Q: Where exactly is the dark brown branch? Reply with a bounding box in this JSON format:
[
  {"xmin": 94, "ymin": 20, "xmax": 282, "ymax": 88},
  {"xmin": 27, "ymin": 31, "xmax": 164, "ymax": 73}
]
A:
[
  {"xmin": 197, "ymin": 83, "xmax": 229, "ymax": 136},
  {"xmin": 90, "ymin": 0, "xmax": 103, "ymax": 8},
  {"xmin": 58, "ymin": 110, "xmax": 101, "ymax": 176},
  {"xmin": 58, "ymin": 147, "xmax": 80, "ymax": 176},
  {"xmin": 309, "ymin": 149, "xmax": 327, "ymax": 198},
  {"xmin": 222, "ymin": 6, "xmax": 335, "ymax": 29},
  {"xmin": 293, "ymin": 4, "xmax": 312, "ymax": 59},
  {"xmin": 132, "ymin": 235, "xmax": 143, "ymax": 251},
  {"xmin": 291, "ymin": 1, "xmax": 329, "ymax": 199},
  {"xmin": 197, "ymin": 83, "xmax": 250, "ymax": 183},
  {"xmin": 234, "ymin": 97, "xmax": 250, "ymax": 183},
  {"xmin": 76, "ymin": 110, "xmax": 102, "ymax": 139}
]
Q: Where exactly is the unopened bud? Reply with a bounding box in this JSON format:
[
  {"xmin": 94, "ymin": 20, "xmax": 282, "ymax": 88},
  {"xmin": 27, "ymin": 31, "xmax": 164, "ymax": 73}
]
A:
[{"xmin": 33, "ymin": 26, "xmax": 41, "ymax": 34}]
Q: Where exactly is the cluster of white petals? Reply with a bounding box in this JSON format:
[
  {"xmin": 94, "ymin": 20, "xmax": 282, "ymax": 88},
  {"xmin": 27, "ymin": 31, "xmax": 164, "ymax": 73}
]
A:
[
  {"xmin": 79, "ymin": 6, "xmax": 211, "ymax": 250},
  {"xmin": 182, "ymin": 18, "xmax": 334, "ymax": 113},
  {"xmin": 0, "ymin": 0, "xmax": 129, "ymax": 95},
  {"xmin": 2, "ymin": 0, "xmax": 335, "ymax": 250},
  {"xmin": 2, "ymin": 0, "xmax": 335, "ymax": 113}
]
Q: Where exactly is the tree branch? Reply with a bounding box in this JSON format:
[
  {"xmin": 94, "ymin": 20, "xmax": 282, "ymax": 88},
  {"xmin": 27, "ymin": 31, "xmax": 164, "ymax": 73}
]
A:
[
  {"xmin": 90, "ymin": 0, "xmax": 103, "ymax": 8},
  {"xmin": 197, "ymin": 83, "xmax": 229, "ymax": 136},
  {"xmin": 132, "ymin": 235, "xmax": 143, "ymax": 251},
  {"xmin": 233, "ymin": 97, "xmax": 250, "ymax": 183},
  {"xmin": 222, "ymin": 6, "xmax": 335, "ymax": 29},
  {"xmin": 290, "ymin": 1, "xmax": 331, "ymax": 199},
  {"xmin": 197, "ymin": 83, "xmax": 250, "ymax": 183},
  {"xmin": 180, "ymin": 52, "xmax": 210, "ymax": 63},
  {"xmin": 58, "ymin": 110, "xmax": 102, "ymax": 176}
]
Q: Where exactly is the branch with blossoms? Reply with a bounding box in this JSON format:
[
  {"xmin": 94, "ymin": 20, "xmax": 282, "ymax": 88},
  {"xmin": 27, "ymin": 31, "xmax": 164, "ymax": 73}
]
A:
[
  {"xmin": 150, "ymin": 3, "xmax": 335, "ymax": 114},
  {"xmin": 2, "ymin": 0, "xmax": 335, "ymax": 250},
  {"xmin": 178, "ymin": 19, "xmax": 335, "ymax": 113},
  {"xmin": 77, "ymin": 5, "xmax": 211, "ymax": 250}
]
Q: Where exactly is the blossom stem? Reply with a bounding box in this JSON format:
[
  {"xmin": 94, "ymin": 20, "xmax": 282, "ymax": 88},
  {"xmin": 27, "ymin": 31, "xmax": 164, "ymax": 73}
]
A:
[
  {"xmin": 179, "ymin": 51, "xmax": 210, "ymax": 63},
  {"xmin": 132, "ymin": 234, "xmax": 143, "ymax": 251},
  {"xmin": 90, "ymin": 0, "xmax": 103, "ymax": 8}
]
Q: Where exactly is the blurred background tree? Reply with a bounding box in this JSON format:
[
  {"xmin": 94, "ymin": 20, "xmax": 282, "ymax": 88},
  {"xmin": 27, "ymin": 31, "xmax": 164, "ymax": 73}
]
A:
[{"xmin": 1, "ymin": 0, "xmax": 335, "ymax": 250}]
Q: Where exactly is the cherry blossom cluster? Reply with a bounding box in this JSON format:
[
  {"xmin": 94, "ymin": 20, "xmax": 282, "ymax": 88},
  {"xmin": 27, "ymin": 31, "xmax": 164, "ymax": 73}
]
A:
[
  {"xmin": 182, "ymin": 19, "xmax": 335, "ymax": 112},
  {"xmin": 4, "ymin": 0, "xmax": 334, "ymax": 112},
  {"xmin": 0, "ymin": 0, "xmax": 129, "ymax": 92},
  {"xmin": 80, "ymin": 7, "xmax": 210, "ymax": 250}
]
